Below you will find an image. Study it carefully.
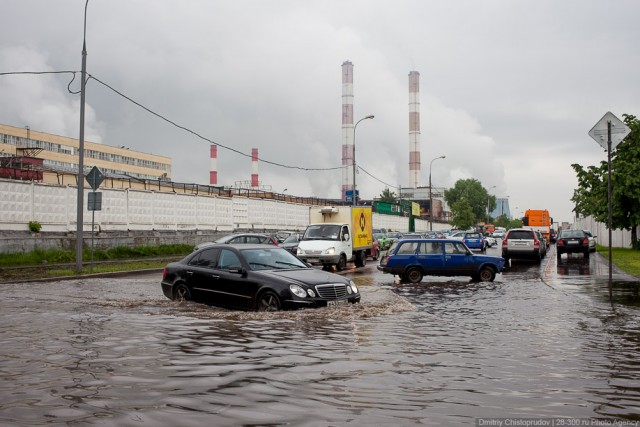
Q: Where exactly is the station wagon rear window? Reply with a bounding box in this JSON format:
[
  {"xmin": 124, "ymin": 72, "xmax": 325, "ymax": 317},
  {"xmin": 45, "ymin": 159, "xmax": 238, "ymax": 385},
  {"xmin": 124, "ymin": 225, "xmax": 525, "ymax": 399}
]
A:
[
  {"xmin": 508, "ymin": 230, "xmax": 534, "ymax": 240},
  {"xmin": 396, "ymin": 242, "xmax": 419, "ymax": 254}
]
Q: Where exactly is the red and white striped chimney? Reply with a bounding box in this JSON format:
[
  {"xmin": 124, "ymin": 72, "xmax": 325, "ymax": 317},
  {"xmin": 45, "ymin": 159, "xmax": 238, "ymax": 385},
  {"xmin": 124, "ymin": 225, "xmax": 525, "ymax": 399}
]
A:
[
  {"xmin": 408, "ymin": 71, "xmax": 421, "ymax": 188},
  {"xmin": 209, "ymin": 145, "xmax": 217, "ymax": 185},
  {"xmin": 251, "ymin": 148, "xmax": 259, "ymax": 189},
  {"xmin": 341, "ymin": 60, "xmax": 354, "ymax": 201}
]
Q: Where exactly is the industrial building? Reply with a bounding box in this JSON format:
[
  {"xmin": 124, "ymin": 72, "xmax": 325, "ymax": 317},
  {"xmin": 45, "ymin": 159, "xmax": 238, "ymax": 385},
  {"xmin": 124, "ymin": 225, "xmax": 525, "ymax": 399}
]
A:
[{"xmin": 0, "ymin": 123, "xmax": 172, "ymax": 183}]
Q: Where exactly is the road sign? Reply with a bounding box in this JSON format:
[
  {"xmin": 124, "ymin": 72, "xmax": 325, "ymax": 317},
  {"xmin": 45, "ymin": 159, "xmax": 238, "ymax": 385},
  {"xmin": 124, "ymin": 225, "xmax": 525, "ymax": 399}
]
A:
[
  {"xmin": 88, "ymin": 191, "xmax": 102, "ymax": 211},
  {"xmin": 345, "ymin": 190, "xmax": 360, "ymax": 197},
  {"xmin": 86, "ymin": 166, "xmax": 105, "ymax": 191},
  {"xmin": 588, "ymin": 111, "xmax": 631, "ymax": 151}
]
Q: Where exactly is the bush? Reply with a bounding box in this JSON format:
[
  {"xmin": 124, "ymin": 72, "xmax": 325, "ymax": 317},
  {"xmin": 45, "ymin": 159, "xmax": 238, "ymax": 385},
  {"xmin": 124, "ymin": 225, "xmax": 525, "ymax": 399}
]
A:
[{"xmin": 28, "ymin": 221, "xmax": 42, "ymax": 233}]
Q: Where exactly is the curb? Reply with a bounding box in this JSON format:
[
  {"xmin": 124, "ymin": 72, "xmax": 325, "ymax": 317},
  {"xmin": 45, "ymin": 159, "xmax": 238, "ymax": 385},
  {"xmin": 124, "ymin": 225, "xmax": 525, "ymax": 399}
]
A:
[{"xmin": 3, "ymin": 268, "xmax": 164, "ymax": 285}]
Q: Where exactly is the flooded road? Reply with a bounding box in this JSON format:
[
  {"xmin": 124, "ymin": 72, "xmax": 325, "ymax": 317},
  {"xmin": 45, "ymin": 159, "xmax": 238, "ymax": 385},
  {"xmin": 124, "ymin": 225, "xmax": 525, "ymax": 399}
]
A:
[{"xmin": 1, "ymin": 245, "xmax": 639, "ymax": 426}]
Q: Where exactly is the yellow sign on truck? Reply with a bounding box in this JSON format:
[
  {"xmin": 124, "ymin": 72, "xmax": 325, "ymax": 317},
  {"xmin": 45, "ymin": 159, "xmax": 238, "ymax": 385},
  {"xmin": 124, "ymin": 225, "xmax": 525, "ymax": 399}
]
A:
[{"xmin": 297, "ymin": 206, "xmax": 373, "ymax": 271}]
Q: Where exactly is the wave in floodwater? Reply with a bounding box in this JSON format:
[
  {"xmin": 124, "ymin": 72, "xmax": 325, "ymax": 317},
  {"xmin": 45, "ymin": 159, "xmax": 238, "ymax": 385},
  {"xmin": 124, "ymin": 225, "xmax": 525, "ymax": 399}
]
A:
[{"xmin": 1, "ymin": 271, "xmax": 640, "ymax": 426}]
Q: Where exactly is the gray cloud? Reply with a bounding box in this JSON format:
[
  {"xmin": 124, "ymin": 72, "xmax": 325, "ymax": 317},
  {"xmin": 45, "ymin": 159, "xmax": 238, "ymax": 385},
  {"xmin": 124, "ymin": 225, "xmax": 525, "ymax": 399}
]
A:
[{"xmin": 1, "ymin": 0, "xmax": 639, "ymax": 222}]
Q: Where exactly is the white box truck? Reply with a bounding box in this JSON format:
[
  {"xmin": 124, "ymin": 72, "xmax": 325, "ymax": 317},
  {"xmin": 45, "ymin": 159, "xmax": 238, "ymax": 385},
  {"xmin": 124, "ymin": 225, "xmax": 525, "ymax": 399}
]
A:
[{"xmin": 297, "ymin": 206, "xmax": 373, "ymax": 271}]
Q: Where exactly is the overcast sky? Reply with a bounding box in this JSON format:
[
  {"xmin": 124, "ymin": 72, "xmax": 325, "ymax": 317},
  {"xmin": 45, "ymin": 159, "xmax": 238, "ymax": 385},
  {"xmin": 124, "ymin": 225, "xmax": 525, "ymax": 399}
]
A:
[{"xmin": 1, "ymin": 0, "xmax": 639, "ymax": 223}]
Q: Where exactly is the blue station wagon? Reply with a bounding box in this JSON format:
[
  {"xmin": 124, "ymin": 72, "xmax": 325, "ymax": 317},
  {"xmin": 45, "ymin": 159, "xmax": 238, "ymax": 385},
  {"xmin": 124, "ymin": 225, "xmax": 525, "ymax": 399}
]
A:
[{"xmin": 377, "ymin": 238, "xmax": 505, "ymax": 283}]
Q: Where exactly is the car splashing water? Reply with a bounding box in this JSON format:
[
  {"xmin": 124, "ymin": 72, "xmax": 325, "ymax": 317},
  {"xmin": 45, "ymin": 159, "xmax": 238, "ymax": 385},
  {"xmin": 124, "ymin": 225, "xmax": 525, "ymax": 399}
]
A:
[{"xmin": 1, "ymin": 261, "xmax": 640, "ymax": 426}]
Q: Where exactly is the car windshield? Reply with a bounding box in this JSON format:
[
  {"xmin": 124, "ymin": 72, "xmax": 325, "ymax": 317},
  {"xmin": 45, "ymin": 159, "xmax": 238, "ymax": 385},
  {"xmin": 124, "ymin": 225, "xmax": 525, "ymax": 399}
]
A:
[
  {"xmin": 241, "ymin": 248, "xmax": 308, "ymax": 271},
  {"xmin": 282, "ymin": 234, "xmax": 299, "ymax": 244},
  {"xmin": 302, "ymin": 224, "xmax": 341, "ymax": 240}
]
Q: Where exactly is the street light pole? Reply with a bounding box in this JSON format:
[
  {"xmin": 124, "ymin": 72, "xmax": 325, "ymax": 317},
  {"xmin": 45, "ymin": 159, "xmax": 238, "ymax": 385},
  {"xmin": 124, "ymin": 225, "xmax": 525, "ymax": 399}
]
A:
[
  {"xmin": 352, "ymin": 114, "xmax": 374, "ymax": 206},
  {"xmin": 76, "ymin": 0, "xmax": 89, "ymax": 273},
  {"xmin": 429, "ymin": 155, "xmax": 446, "ymax": 230}
]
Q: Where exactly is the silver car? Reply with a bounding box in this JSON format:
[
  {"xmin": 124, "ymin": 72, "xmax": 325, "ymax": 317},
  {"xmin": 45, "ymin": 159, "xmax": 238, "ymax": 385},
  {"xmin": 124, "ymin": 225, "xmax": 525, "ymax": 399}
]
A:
[
  {"xmin": 583, "ymin": 230, "xmax": 597, "ymax": 252},
  {"xmin": 501, "ymin": 228, "xmax": 543, "ymax": 263}
]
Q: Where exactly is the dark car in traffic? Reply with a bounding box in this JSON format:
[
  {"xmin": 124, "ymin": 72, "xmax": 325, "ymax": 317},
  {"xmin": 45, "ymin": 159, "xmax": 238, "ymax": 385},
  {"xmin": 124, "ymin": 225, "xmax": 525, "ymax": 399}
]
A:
[
  {"xmin": 279, "ymin": 233, "xmax": 300, "ymax": 254},
  {"xmin": 556, "ymin": 229, "xmax": 590, "ymax": 260},
  {"xmin": 377, "ymin": 238, "xmax": 505, "ymax": 283},
  {"xmin": 162, "ymin": 244, "xmax": 361, "ymax": 311},
  {"xmin": 386, "ymin": 231, "xmax": 404, "ymax": 246}
]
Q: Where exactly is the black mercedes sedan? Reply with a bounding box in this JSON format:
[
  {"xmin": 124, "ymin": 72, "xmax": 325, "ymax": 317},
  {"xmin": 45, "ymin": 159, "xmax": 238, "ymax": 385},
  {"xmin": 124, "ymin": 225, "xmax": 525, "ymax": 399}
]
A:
[{"xmin": 161, "ymin": 244, "xmax": 361, "ymax": 311}]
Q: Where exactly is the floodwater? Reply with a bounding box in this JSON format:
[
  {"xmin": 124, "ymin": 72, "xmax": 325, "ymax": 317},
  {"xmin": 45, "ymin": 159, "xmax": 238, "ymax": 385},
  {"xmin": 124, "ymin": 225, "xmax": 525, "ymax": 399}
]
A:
[{"xmin": 1, "ymin": 246, "xmax": 639, "ymax": 426}]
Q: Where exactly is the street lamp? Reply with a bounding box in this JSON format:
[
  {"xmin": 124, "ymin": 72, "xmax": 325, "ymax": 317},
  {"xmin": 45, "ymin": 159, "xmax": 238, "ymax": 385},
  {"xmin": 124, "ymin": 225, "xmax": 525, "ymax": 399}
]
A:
[
  {"xmin": 429, "ymin": 155, "xmax": 446, "ymax": 230},
  {"xmin": 487, "ymin": 185, "xmax": 496, "ymax": 223},
  {"xmin": 76, "ymin": 0, "xmax": 89, "ymax": 272},
  {"xmin": 352, "ymin": 114, "xmax": 374, "ymax": 206}
]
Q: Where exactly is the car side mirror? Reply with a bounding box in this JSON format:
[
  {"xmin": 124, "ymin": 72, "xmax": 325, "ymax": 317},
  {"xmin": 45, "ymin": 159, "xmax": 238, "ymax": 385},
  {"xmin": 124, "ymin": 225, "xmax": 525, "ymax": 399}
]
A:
[{"xmin": 229, "ymin": 266, "xmax": 246, "ymax": 276}]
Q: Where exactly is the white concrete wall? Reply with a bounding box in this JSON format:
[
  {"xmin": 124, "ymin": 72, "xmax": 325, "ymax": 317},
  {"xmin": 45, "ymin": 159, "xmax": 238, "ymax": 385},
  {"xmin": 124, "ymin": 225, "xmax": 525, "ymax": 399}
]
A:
[
  {"xmin": 573, "ymin": 215, "xmax": 639, "ymax": 249},
  {"xmin": 2, "ymin": 179, "xmax": 431, "ymax": 234},
  {"xmin": 372, "ymin": 212, "xmax": 408, "ymax": 232}
]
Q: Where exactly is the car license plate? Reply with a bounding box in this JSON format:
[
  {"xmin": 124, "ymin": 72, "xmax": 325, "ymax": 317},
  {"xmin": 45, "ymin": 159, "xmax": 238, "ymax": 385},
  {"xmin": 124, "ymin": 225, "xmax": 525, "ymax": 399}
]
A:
[
  {"xmin": 307, "ymin": 258, "xmax": 319, "ymax": 263},
  {"xmin": 568, "ymin": 241, "xmax": 578, "ymax": 245},
  {"xmin": 328, "ymin": 300, "xmax": 347, "ymax": 307}
]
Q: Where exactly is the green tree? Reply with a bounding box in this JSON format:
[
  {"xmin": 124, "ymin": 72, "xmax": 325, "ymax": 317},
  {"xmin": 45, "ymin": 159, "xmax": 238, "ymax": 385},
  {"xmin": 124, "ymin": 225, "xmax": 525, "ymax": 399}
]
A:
[
  {"xmin": 572, "ymin": 114, "xmax": 640, "ymax": 248},
  {"xmin": 494, "ymin": 215, "xmax": 510, "ymax": 229},
  {"xmin": 494, "ymin": 214, "xmax": 522, "ymax": 230},
  {"xmin": 450, "ymin": 198, "xmax": 475, "ymax": 230},
  {"xmin": 378, "ymin": 187, "xmax": 397, "ymax": 204},
  {"xmin": 444, "ymin": 178, "xmax": 495, "ymax": 224}
]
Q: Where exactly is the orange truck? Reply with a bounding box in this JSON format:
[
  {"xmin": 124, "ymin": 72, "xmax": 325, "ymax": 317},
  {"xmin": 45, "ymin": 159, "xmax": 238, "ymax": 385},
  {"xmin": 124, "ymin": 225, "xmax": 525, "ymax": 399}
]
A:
[{"xmin": 522, "ymin": 209, "xmax": 553, "ymax": 243}]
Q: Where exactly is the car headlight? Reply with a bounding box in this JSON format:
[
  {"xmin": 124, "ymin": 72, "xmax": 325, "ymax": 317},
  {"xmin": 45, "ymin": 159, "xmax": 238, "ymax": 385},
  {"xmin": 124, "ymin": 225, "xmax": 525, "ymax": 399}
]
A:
[
  {"xmin": 349, "ymin": 280, "xmax": 358, "ymax": 294},
  {"xmin": 307, "ymin": 288, "xmax": 316, "ymax": 297},
  {"xmin": 289, "ymin": 284, "xmax": 307, "ymax": 298},
  {"xmin": 296, "ymin": 248, "xmax": 304, "ymax": 255},
  {"xmin": 323, "ymin": 247, "xmax": 335, "ymax": 255}
]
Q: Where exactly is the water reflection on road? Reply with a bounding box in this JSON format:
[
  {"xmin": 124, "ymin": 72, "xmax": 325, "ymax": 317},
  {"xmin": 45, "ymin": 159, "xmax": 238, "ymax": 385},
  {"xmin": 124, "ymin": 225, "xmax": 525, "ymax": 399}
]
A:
[{"xmin": 1, "ymin": 246, "xmax": 639, "ymax": 426}]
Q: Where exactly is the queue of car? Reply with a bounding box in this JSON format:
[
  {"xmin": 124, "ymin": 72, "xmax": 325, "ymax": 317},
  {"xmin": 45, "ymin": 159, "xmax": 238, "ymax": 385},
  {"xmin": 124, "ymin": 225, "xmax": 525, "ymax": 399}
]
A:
[{"xmin": 165, "ymin": 226, "xmax": 596, "ymax": 311}]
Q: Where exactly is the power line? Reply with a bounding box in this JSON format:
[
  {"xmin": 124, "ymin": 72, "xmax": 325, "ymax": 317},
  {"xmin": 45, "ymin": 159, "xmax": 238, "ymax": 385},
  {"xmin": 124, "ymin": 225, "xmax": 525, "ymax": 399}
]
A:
[
  {"xmin": 2, "ymin": 70, "xmax": 404, "ymax": 188},
  {"xmin": 88, "ymin": 74, "xmax": 345, "ymax": 172},
  {"xmin": 357, "ymin": 165, "xmax": 399, "ymax": 190}
]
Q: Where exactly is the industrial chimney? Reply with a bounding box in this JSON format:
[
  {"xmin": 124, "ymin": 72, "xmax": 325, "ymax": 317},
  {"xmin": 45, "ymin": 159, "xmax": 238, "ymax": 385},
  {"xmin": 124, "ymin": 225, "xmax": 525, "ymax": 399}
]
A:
[
  {"xmin": 209, "ymin": 145, "xmax": 217, "ymax": 185},
  {"xmin": 341, "ymin": 60, "xmax": 354, "ymax": 201},
  {"xmin": 408, "ymin": 71, "xmax": 421, "ymax": 188},
  {"xmin": 251, "ymin": 148, "xmax": 259, "ymax": 189}
]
